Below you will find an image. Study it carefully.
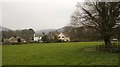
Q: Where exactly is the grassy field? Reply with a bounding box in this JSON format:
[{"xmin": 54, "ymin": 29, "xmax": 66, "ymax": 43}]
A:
[
  {"xmin": 2, "ymin": 42, "xmax": 119, "ymax": 65},
  {"xmin": 0, "ymin": 45, "xmax": 2, "ymax": 66}
]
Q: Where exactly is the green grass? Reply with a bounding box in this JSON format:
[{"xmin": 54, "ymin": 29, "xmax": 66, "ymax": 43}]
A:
[
  {"xmin": 0, "ymin": 45, "xmax": 2, "ymax": 66},
  {"xmin": 2, "ymin": 42, "xmax": 118, "ymax": 65}
]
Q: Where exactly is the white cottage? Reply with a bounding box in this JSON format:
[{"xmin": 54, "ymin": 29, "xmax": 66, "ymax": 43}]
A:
[
  {"xmin": 58, "ymin": 32, "xmax": 70, "ymax": 42},
  {"xmin": 33, "ymin": 34, "xmax": 42, "ymax": 42}
]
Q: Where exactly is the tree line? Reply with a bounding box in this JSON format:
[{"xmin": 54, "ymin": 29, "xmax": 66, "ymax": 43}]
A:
[
  {"xmin": 64, "ymin": 26, "xmax": 103, "ymax": 42},
  {"xmin": 2, "ymin": 28, "xmax": 35, "ymax": 42},
  {"xmin": 41, "ymin": 31, "xmax": 59, "ymax": 43}
]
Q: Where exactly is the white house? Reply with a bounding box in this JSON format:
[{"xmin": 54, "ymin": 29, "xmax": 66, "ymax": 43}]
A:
[
  {"xmin": 33, "ymin": 34, "xmax": 42, "ymax": 42},
  {"xmin": 58, "ymin": 32, "xmax": 70, "ymax": 42}
]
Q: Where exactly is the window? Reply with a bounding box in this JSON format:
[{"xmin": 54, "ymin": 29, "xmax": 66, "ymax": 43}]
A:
[{"xmin": 58, "ymin": 36, "xmax": 60, "ymax": 38}]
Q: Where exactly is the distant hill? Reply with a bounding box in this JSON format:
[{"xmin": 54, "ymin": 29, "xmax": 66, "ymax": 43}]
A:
[
  {"xmin": 57, "ymin": 27, "xmax": 64, "ymax": 32},
  {"xmin": 35, "ymin": 27, "xmax": 65, "ymax": 34},
  {"xmin": 35, "ymin": 29, "xmax": 56, "ymax": 34},
  {"xmin": 0, "ymin": 26, "xmax": 11, "ymax": 31}
]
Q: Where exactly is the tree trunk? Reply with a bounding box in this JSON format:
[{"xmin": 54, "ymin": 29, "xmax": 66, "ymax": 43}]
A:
[{"xmin": 103, "ymin": 35, "xmax": 111, "ymax": 47}]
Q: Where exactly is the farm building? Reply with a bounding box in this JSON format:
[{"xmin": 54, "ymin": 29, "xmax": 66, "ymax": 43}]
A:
[{"xmin": 8, "ymin": 36, "xmax": 25, "ymax": 43}]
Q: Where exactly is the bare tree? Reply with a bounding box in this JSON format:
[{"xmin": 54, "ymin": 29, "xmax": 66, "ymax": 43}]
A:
[{"xmin": 71, "ymin": 2, "xmax": 120, "ymax": 47}]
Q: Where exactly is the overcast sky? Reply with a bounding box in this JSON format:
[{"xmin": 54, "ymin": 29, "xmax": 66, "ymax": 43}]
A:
[{"xmin": 0, "ymin": 0, "xmax": 85, "ymax": 31}]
